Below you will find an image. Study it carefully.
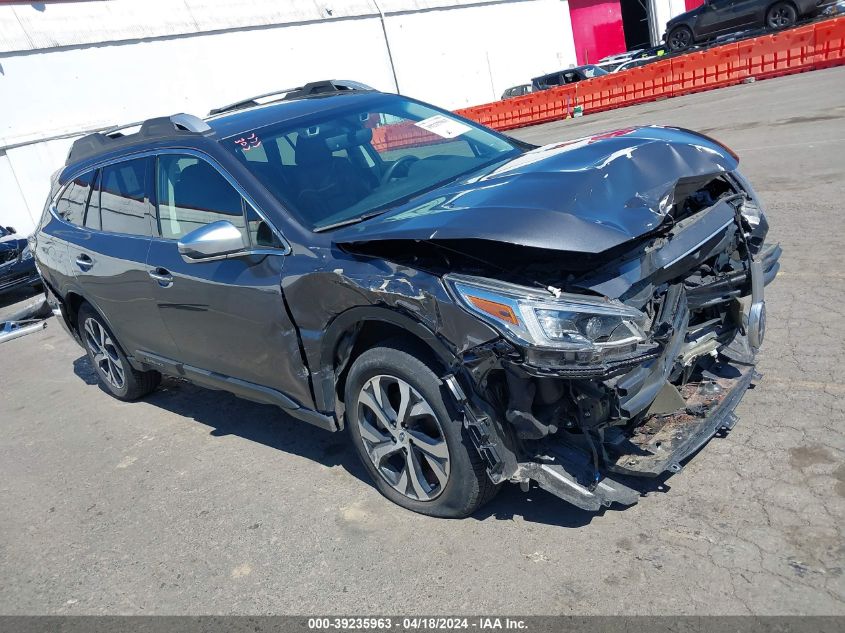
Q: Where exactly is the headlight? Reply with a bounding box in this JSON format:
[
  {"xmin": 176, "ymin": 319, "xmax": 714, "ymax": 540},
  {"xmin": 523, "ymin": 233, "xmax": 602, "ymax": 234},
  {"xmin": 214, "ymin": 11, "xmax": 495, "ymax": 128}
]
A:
[
  {"xmin": 445, "ymin": 274, "xmax": 647, "ymax": 355},
  {"xmin": 20, "ymin": 244, "xmax": 33, "ymax": 260}
]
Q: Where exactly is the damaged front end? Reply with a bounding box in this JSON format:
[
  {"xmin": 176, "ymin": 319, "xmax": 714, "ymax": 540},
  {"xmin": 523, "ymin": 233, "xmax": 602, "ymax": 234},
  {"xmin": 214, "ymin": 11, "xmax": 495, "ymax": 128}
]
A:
[
  {"xmin": 443, "ymin": 185, "xmax": 777, "ymax": 510},
  {"xmin": 336, "ymin": 126, "xmax": 779, "ymax": 511}
]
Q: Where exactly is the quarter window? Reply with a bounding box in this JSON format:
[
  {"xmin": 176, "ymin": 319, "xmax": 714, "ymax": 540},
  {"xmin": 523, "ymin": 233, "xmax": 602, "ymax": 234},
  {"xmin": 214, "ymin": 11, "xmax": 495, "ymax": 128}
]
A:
[
  {"xmin": 55, "ymin": 170, "xmax": 95, "ymax": 226},
  {"xmin": 245, "ymin": 205, "xmax": 283, "ymax": 249},
  {"xmin": 156, "ymin": 154, "xmax": 246, "ymax": 241},
  {"xmin": 84, "ymin": 170, "xmax": 102, "ymax": 230},
  {"xmin": 99, "ymin": 158, "xmax": 152, "ymax": 236}
]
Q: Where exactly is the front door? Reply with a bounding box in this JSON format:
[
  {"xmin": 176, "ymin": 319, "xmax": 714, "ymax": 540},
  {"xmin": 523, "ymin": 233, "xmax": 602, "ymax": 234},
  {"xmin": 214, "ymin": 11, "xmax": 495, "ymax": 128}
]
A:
[{"xmin": 144, "ymin": 151, "xmax": 312, "ymax": 406}]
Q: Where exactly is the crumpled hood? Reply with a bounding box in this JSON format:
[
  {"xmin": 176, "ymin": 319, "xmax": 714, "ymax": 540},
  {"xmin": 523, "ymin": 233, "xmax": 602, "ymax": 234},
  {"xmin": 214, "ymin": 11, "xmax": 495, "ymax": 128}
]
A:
[{"xmin": 334, "ymin": 126, "xmax": 738, "ymax": 254}]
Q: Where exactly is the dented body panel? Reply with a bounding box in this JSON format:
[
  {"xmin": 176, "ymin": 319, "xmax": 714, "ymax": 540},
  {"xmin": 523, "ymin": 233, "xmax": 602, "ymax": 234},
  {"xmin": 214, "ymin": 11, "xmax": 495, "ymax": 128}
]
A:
[{"xmin": 334, "ymin": 126, "xmax": 738, "ymax": 254}]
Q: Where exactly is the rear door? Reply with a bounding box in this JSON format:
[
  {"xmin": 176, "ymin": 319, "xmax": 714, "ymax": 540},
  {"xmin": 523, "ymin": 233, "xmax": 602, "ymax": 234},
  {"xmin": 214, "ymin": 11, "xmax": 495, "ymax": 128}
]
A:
[
  {"xmin": 144, "ymin": 151, "xmax": 310, "ymax": 404},
  {"xmin": 697, "ymin": 0, "xmax": 740, "ymax": 35},
  {"xmin": 730, "ymin": 0, "xmax": 765, "ymax": 27},
  {"xmin": 63, "ymin": 156, "xmax": 179, "ymax": 359}
]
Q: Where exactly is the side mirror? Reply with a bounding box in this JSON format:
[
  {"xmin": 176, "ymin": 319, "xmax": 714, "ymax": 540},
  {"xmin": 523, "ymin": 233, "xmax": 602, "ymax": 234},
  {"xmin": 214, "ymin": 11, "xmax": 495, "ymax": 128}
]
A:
[
  {"xmin": 5, "ymin": 226, "xmax": 16, "ymax": 235},
  {"xmin": 177, "ymin": 220, "xmax": 247, "ymax": 262}
]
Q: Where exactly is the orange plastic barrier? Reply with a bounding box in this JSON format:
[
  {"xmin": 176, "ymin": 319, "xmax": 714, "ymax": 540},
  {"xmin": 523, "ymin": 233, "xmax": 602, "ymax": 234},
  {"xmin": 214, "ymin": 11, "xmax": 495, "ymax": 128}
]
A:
[
  {"xmin": 458, "ymin": 16, "xmax": 845, "ymax": 132},
  {"xmin": 815, "ymin": 15, "xmax": 845, "ymax": 68}
]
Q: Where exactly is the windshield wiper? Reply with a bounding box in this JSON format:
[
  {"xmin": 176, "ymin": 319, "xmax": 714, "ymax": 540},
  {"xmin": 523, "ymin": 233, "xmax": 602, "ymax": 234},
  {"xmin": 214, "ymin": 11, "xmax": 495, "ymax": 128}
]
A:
[{"xmin": 313, "ymin": 210, "xmax": 389, "ymax": 233}]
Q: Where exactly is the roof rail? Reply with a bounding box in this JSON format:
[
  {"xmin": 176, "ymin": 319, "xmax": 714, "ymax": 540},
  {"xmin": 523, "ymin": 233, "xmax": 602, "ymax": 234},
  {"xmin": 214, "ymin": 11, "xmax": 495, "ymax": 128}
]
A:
[
  {"xmin": 208, "ymin": 79, "xmax": 375, "ymax": 116},
  {"xmin": 65, "ymin": 113, "xmax": 212, "ymax": 166}
]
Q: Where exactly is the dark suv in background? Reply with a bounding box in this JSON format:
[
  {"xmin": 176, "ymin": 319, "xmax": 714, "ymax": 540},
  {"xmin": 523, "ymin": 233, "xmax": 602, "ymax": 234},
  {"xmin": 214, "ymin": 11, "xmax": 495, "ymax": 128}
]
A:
[
  {"xmin": 34, "ymin": 82, "xmax": 778, "ymax": 517},
  {"xmin": 531, "ymin": 64, "xmax": 608, "ymax": 91},
  {"xmin": 666, "ymin": 0, "xmax": 825, "ymax": 51}
]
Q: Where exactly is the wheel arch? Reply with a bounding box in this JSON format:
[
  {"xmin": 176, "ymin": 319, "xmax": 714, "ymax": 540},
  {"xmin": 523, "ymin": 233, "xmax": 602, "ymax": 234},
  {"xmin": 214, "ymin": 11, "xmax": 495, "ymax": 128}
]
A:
[
  {"xmin": 668, "ymin": 22, "xmax": 695, "ymax": 44},
  {"xmin": 64, "ymin": 290, "xmax": 85, "ymax": 334},
  {"xmin": 766, "ymin": 0, "xmax": 799, "ymax": 18},
  {"xmin": 67, "ymin": 292, "xmax": 136, "ymax": 366},
  {"xmin": 316, "ymin": 306, "xmax": 460, "ymax": 424},
  {"xmin": 42, "ymin": 277, "xmax": 85, "ymax": 341}
]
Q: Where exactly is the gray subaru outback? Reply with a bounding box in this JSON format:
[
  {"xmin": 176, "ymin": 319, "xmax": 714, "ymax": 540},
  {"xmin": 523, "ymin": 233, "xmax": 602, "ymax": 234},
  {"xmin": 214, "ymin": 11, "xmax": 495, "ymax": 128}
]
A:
[{"xmin": 33, "ymin": 81, "xmax": 778, "ymax": 517}]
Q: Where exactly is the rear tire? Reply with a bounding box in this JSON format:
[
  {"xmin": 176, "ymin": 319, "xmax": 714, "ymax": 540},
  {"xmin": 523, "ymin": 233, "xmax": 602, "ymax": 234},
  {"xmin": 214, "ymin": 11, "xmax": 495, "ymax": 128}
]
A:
[
  {"xmin": 345, "ymin": 341, "xmax": 499, "ymax": 518},
  {"xmin": 667, "ymin": 26, "xmax": 694, "ymax": 52},
  {"xmin": 767, "ymin": 2, "xmax": 797, "ymax": 29},
  {"xmin": 77, "ymin": 302, "xmax": 160, "ymax": 401}
]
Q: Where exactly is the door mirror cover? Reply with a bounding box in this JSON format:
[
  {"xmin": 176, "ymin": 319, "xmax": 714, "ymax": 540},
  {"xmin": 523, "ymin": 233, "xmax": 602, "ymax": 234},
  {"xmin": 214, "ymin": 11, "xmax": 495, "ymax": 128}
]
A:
[{"xmin": 177, "ymin": 221, "xmax": 247, "ymax": 262}]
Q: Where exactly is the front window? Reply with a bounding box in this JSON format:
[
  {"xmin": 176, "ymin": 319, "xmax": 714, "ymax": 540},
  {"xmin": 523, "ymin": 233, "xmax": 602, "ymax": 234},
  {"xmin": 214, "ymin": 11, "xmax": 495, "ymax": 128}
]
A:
[
  {"xmin": 156, "ymin": 154, "xmax": 246, "ymax": 241},
  {"xmin": 224, "ymin": 95, "xmax": 520, "ymax": 231},
  {"xmin": 154, "ymin": 153, "xmax": 284, "ymax": 249}
]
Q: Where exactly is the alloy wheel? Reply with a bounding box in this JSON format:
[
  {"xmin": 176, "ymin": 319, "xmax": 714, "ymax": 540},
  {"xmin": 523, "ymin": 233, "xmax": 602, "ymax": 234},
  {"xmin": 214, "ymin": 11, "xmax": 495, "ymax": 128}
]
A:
[
  {"xmin": 356, "ymin": 374, "xmax": 450, "ymax": 501},
  {"xmin": 670, "ymin": 29, "xmax": 691, "ymax": 50},
  {"xmin": 768, "ymin": 7, "xmax": 794, "ymax": 28},
  {"xmin": 84, "ymin": 317, "xmax": 125, "ymax": 389}
]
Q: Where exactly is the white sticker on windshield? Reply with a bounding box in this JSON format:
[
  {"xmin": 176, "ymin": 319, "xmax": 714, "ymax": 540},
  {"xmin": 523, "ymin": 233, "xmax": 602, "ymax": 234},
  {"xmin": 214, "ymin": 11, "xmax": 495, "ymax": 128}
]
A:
[{"xmin": 414, "ymin": 115, "xmax": 472, "ymax": 139}]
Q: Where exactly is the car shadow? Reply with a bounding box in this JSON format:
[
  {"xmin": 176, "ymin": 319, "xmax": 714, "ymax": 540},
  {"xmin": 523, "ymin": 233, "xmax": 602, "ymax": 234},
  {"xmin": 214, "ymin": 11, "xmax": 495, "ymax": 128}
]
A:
[
  {"xmin": 72, "ymin": 354, "xmax": 371, "ymax": 486},
  {"xmin": 72, "ymin": 353, "xmax": 665, "ymax": 528},
  {"xmin": 471, "ymin": 484, "xmax": 600, "ymax": 528}
]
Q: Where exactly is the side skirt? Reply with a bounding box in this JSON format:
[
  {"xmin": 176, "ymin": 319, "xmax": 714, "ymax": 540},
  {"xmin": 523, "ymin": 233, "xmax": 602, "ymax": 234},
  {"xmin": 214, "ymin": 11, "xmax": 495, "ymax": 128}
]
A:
[{"xmin": 133, "ymin": 350, "xmax": 338, "ymax": 432}]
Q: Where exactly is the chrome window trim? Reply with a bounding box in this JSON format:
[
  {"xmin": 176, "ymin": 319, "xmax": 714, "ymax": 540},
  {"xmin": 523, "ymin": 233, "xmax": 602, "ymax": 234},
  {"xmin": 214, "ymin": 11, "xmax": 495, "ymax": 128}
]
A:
[{"xmin": 61, "ymin": 148, "xmax": 291, "ymax": 255}]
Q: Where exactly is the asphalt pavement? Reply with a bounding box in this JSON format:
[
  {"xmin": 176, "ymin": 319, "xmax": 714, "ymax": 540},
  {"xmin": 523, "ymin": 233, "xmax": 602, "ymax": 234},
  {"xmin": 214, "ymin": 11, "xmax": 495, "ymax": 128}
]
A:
[{"xmin": 1, "ymin": 67, "xmax": 844, "ymax": 615}]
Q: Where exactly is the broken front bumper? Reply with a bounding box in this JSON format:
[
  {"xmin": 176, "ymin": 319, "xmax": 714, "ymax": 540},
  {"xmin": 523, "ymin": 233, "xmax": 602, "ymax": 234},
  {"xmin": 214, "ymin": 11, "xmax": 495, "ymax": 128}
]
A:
[{"xmin": 516, "ymin": 358, "xmax": 756, "ymax": 511}]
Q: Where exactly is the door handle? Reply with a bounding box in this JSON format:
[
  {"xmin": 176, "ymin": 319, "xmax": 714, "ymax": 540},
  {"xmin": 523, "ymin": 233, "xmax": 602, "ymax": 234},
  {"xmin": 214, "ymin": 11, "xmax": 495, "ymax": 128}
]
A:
[
  {"xmin": 75, "ymin": 253, "xmax": 94, "ymax": 271},
  {"xmin": 148, "ymin": 267, "xmax": 174, "ymax": 287}
]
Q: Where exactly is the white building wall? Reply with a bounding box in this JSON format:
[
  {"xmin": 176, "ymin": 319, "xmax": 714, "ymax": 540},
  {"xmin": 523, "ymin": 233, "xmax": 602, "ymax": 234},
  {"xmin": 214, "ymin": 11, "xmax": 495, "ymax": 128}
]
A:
[
  {"xmin": 385, "ymin": 2, "xmax": 576, "ymax": 108},
  {"xmin": 649, "ymin": 0, "xmax": 692, "ymax": 44},
  {"xmin": 0, "ymin": 0, "xmax": 576, "ymax": 235}
]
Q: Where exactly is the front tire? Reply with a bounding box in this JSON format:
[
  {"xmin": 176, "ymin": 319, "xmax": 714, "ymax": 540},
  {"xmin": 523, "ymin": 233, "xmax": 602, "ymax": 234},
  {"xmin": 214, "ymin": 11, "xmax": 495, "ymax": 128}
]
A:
[
  {"xmin": 345, "ymin": 342, "xmax": 499, "ymax": 518},
  {"xmin": 767, "ymin": 2, "xmax": 797, "ymax": 29},
  {"xmin": 77, "ymin": 302, "xmax": 160, "ymax": 401},
  {"xmin": 667, "ymin": 26, "xmax": 694, "ymax": 52}
]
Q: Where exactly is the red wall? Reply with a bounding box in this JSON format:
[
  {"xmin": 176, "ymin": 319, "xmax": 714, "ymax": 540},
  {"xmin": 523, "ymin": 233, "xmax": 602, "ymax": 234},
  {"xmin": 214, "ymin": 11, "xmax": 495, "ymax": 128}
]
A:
[{"xmin": 568, "ymin": 0, "xmax": 626, "ymax": 65}]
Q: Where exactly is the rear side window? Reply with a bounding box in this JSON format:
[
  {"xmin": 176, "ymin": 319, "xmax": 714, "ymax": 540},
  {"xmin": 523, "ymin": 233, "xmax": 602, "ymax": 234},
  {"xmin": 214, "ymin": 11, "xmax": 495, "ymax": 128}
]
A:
[
  {"xmin": 99, "ymin": 158, "xmax": 152, "ymax": 236},
  {"xmin": 55, "ymin": 171, "xmax": 95, "ymax": 226},
  {"xmin": 155, "ymin": 154, "xmax": 246, "ymax": 241}
]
